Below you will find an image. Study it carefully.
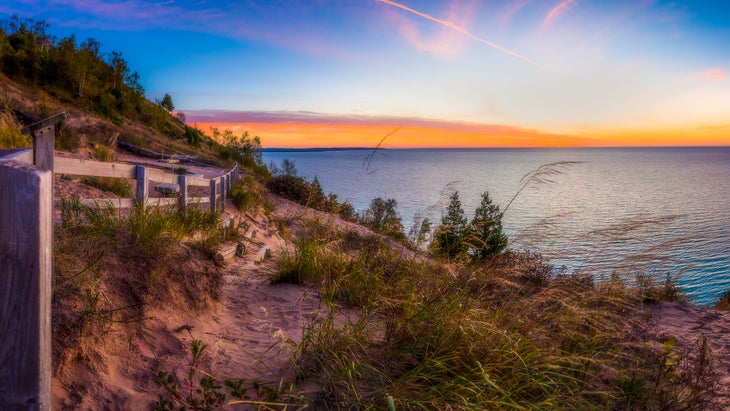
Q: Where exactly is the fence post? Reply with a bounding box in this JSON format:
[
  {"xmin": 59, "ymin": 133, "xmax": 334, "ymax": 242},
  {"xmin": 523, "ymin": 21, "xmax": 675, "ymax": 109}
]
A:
[
  {"xmin": 209, "ymin": 178, "xmax": 217, "ymax": 213},
  {"xmin": 225, "ymin": 174, "xmax": 231, "ymax": 194},
  {"xmin": 233, "ymin": 163, "xmax": 239, "ymax": 184},
  {"xmin": 219, "ymin": 176, "xmax": 226, "ymax": 205},
  {"xmin": 136, "ymin": 165, "xmax": 148, "ymax": 205},
  {"xmin": 178, "ymin": 174, "xmax": 187, "ymax": 210},
  {"xmin": 0, "ymin": 160, "xmax": 53, "ymax": 411},
  {"xmin": 21, "ymin": 112, "xmax": 66, "ymax": 173}
]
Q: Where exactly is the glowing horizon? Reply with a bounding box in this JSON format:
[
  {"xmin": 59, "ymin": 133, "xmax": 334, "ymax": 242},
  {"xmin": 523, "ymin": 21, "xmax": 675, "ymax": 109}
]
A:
[
  {"xmin": 189, "ymin": 112, "xmax": 730, "ymax": 149},
  {"xmin": 5, "ymin": 0, "xmax": 730, "ymax": 148}
]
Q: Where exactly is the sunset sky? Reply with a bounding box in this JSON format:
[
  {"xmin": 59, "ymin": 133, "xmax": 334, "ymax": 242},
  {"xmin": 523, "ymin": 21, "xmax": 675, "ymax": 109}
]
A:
[{"xmin": 2, "ymin": 0, "xmax": 729, "ymax": 147}]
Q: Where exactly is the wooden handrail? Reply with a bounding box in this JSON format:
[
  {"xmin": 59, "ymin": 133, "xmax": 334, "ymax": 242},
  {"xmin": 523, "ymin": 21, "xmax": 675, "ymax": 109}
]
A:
[{"xmin": 54, "ymin": 156, "xmax": 239, "ymax": 211}]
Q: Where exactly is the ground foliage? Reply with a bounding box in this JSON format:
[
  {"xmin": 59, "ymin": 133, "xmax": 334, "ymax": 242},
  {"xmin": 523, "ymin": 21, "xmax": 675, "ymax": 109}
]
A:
[{"xmin": 275, "ymin": 219, "xmax": 717, "ymax": 410}]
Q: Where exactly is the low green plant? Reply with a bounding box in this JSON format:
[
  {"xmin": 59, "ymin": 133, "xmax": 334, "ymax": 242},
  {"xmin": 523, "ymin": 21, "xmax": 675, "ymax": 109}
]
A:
[
  {"xmin": 80, "ymin": 176, "xmax": 133, "ymax": 198},
  {"xmin": 91, "ymin": 144, "xmax": 115, "ymax": 162},
  {"xmin": 229, "ymin": 176, "xmax": 265, "ymax": 212},
  {"xmin": 0, "ymin": 110, "xmax": 29, "ymax": 148},
  {"xmin": 154, "ymin": 339, "xmax": 304, "ymax": 411},
  {"xmin": 358, "ymin": 197, "xmax": 405, "ymax": 240},
  {"xmin": 636, "ymin": 273, "xmax": 687, "ymax": 303}
]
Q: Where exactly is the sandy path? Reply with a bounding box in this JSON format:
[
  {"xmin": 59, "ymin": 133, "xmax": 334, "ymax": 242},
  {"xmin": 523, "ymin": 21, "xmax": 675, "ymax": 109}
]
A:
[
  {"xmin": 147, "ymin": 201, "xmax": 326, "ymax": 388},
  {"xmin": 651, "ymin": 301, "xmax": 730, "ymax": 408}
]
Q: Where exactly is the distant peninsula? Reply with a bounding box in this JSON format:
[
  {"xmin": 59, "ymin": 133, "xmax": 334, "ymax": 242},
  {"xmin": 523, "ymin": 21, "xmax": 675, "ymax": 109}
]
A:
[{"xmin": 262, "ymin": 147, "xmax": 377, "ymax": 152}]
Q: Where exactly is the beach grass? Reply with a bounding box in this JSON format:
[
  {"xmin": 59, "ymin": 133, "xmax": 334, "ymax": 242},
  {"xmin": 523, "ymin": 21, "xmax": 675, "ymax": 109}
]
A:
[{"xmin": 274, "ymin": 218, "xmax": 716, "ymax": 410}]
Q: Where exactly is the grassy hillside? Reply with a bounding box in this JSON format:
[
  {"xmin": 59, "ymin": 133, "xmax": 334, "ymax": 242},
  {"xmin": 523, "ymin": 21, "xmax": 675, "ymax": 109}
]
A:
[{"xmin": 0, "ymin": 16, "xmax": 267, "ymax": 172}]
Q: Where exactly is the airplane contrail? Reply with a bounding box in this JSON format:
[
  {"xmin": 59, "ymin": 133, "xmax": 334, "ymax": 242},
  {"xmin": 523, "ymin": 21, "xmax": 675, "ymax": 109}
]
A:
[{"xmin": 377, "ymin": 0, "xmax": 534, "ymax": 65}]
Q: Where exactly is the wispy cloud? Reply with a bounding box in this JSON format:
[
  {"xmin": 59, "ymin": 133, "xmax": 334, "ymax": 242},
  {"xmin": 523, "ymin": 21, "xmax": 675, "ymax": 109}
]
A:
[
  {"xmin": 543, "ymin": 0, "xmax": 579, "ymax": 27},
  {"xmin": 701, "ymin": 69, "xmax": 727, "ymax": 80},
  {"xmin": 376, "ymin": 0, "xmax": 534, "ymax": 64},
  {"xmin": 384, "ymin": 0, "xmax": 477, "ymax": 58},
  {"xmin": 496, "ymin": 0, "xmax": 533, "ymax": 28}
]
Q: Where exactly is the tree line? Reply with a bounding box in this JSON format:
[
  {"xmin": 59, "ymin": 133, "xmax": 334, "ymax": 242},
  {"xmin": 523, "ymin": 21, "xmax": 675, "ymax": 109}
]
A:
[
  {"xmin": 0, "ymin": 15, "xmax": 145, "ymax": 120},
  {"xmin": 268, "ymin": 159, "xmax": 508, "ymax": 261}
]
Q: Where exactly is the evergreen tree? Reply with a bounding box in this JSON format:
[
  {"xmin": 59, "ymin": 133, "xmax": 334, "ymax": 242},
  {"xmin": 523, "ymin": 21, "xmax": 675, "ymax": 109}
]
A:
[
  {"xmin": 466, "ymin": 191, "xmax": 508, "ymax": 262},
  {"xmin": 432, "ymin": 191, "xmax": 467, "ymax": 259},
  {"xmin": 159, "ymin": 93, "xmax": 175, "ymax": 112},
  {"xmin": 360, "ymin": 197, "xmax": 404, "ymax": 240}
]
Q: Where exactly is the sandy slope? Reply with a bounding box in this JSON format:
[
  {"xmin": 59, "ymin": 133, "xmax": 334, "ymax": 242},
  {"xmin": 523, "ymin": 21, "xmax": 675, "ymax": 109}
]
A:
[
  {"xmin": 52, "ymin": 195, "xmax": 364, "ymax": 409},
  {"xmin": 651, "ymin": 301, "xmax": 730, "ymax": 409}
]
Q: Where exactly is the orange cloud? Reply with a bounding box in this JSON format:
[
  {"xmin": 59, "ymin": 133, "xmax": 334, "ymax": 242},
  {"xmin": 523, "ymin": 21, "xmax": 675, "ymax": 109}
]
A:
[
  {"xmin": 543, "ymin": 0, "xmax": 579, "ymax": 27},
  {"xmin": 188, "ymin": 111, "xmax": 730, "ymax": 148},
  {"xmin": 187, "ymin": 110, "xmax": 595, "ymax": 148},
  {"xmin": 377, "ymin": 0, "xmax": 534, "ymax": 64},
  {"xmin": 702, "ymin": 69, "xmax": 727, "ymax": 80}
]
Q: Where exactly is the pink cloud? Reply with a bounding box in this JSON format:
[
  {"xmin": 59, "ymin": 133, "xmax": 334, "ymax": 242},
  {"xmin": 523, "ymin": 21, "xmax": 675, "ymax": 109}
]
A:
[
  {"xmin": 543, "ymin": 0, "xmax": 579, "ymax": 27},
  {"xmin": 377, "ymin": 0, "xmax": 533, "ymax": 63},
  {"xmin": 495, "ymin": 0, "xmax": 533, "ymax": 28},
  {"xmin": 702, "ymin": 69, "xmax": 727, "ymax": 80},
  {"xmin": 384, "ymin": 2, "xmax": 473, "ymax": 58},
  {"xmin": 185, "ymin": 109, "xmax": 570, "ymax": 138}
]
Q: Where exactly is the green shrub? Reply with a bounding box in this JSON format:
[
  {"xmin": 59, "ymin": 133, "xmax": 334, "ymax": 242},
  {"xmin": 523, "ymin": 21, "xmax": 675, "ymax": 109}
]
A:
[
  {"xmin": 431, "ymin": 191, "xmax": 468, "ymax": 259},
  {"xmin": 80, "ymin": 176, "xmax": 132, "ymax": 198},
  {"xmin": 55, "ymin": 127, "xmax": 81, "ymax": 151},
  {"xmin": 358, "ymin": 197, "xmax": 405, "ymax": 240},
  {"xmin": 0, "ymin": 110, "xmax": 29, "ymax": 148},
  {"xmin": 229, "ymin": 176, "xmax": 265, "ymax": 212},
  {"xmin": 91, "ymin": 144, "xmax": 115, "ymax": 162}
]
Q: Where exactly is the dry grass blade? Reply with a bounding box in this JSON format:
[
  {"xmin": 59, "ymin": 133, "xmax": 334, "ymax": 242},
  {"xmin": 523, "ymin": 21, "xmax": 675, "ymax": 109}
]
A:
[{"xmin": 504, "ymin": 161, "xmax": 584, "ymax": 214}]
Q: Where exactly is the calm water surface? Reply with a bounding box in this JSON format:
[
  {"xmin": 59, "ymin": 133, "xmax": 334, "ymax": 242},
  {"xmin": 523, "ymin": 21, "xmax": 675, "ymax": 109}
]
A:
[{"xmin": 264, "ymin": 147, "xmax": 730, "ymax": 306}]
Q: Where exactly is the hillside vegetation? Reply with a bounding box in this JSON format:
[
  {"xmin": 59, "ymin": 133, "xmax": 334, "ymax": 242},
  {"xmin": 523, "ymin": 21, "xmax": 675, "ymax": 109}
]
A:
[{"xmin": 0, "ymin": 16, "xmax": 723, "ymax": 410}]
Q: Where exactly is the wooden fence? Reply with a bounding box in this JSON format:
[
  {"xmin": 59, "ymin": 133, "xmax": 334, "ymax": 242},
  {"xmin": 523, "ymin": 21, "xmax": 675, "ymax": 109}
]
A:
[
  {"xmin": 0, "ymin": 113, "xmax": 239, "ymax": 409},
  {"xmin": 53, "ymin": 156, "xmax": 239, "ymax": 212}
]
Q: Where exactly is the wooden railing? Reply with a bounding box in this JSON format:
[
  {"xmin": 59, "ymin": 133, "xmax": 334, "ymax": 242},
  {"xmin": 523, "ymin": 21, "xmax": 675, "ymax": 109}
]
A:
[
  {"xmin": 52, "ymin": 156, "xmax": 239, "ymax": 212},
  {"xmin": 0, "ymin": 113, "xmax": 240, "ymax": 409}
]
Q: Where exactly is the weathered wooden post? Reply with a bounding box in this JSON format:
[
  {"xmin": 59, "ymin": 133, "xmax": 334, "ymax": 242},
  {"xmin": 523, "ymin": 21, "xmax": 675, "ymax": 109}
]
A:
[
  {"xmin": 22, "ymin": 112, "xmax": 67, "ymax": 173},
  {"xmin": 178, "ymin": 174, "xmax": 187, "ymax": 210},
  {"xmin": 135, "ymin": 165, "xmax": 148, "ymax": 205},
  {"xmin": 225, "ymin": 174, "xmax": 231, "ymax": 194},
  {"xmin": 209, "ymin": 178, "xmax": 217, "ymax": 213},
  {"xmin": 233, "ymin": 163, "xmax": 239, "ymax": 184},
  {"xmin": 219, "ymin": 176, "xmax": 226, "ymax": 204},
  {"xmin": 0, "ymin": 160, "xmax": 53, "ymax": 410}
]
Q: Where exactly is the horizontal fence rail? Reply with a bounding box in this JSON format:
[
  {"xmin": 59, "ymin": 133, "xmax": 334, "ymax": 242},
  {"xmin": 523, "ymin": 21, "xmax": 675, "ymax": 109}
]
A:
[{"xmin": 50, "ymin": 156, "xmax": 239, "ymax": 212}]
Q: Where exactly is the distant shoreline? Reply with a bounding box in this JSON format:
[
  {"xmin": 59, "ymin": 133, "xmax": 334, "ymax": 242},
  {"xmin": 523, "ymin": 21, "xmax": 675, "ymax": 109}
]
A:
[
  {"xmin": 262, "ymin": 147, "xmax": 375, "ymax": 152},
  {"xmin": 263, "ymin": 146, "xmax": 729, "ymax": 152}
]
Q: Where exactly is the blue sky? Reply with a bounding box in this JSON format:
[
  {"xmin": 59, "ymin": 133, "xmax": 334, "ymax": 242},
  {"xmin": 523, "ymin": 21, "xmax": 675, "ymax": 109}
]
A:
[{"xmin": 2, "ymin": 0, "xmax": 729, "ymax": 147}]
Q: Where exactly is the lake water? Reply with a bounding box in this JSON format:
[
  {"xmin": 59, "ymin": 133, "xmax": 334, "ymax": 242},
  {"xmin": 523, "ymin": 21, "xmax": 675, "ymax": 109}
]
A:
[{"xmin": 263, "ymin": 147, "xmax": 730, "ymax": 306}]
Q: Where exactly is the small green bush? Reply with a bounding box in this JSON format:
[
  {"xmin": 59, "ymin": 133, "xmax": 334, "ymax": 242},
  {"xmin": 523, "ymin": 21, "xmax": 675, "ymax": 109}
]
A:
[
  {"xmin": 0, "ymin": 110, "xmax": 29, "ymax": 148},
  {"xmin": 80, "ymin": 176, "xmax": 133, "ymax": 198},
  {"xmin": 229, "ymin": 176, "xmax": 264, "ymax": 212},
  {"xmin": 91, "ymin": 144, "xmax": 115, "ymax": 162}
]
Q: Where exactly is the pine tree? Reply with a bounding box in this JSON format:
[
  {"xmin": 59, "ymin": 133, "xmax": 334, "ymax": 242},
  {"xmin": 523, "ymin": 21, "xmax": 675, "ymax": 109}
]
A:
[
  {"xmin": 467, "ymin": 191, "xmax": 507, "ymax": 262},
  {"xmin": 432, "ymin": 191, "xmax": 467, "ymax": 259}
]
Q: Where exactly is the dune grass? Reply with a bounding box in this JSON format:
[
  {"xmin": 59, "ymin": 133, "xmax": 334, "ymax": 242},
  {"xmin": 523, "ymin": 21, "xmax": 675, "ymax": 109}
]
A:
[
  {"xmin": 273, "ymin": 218, "xmax": 715, "ymax": 410},
  {"xmin": 53, "ymin": 199, "xmax": 231, "ymax": 374}
]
